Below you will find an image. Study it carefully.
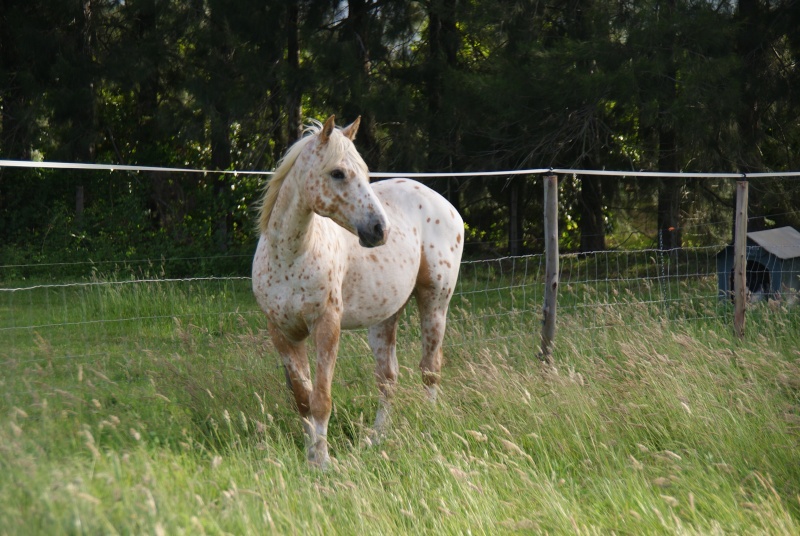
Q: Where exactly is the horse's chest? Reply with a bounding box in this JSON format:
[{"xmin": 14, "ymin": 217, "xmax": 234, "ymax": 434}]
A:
[{"xmin": 253, "ymin": 246, "xmax": 342, "ymax": 331}]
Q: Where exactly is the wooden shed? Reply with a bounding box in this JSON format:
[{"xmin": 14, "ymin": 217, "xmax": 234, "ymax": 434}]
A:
[{"xmin": 716, "ymin": 226, "xmax": 800, "ymax": 301}]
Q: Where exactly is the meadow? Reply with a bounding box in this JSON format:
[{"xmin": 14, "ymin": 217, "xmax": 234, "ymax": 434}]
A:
[{"xmin": 1, "ymin": 259, "xmax": 799, "ymax": 534}]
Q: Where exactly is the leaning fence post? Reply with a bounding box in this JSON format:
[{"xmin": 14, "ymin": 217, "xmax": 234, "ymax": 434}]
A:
[
  {"xmin": 540, "ymin": 174, "xmax": 559, "ymax": 363},
  {"xmin": 733, "ymin": 179, "xmax": 748, "ymax": 338}
]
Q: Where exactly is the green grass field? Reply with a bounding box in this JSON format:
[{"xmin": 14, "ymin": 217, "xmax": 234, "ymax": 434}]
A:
[{"xmin": 1, "ymin": 267, "xmax": 799, "ymax": 534}]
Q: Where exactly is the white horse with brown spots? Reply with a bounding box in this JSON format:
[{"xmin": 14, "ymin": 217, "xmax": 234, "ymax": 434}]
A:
[{"xmin": 252, "ymin": 116, "xmax": 464, "ymax": 468}]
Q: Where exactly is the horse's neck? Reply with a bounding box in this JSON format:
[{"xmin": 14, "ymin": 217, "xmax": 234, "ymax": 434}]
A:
[{"xmin": 266, "ymin": 169, "xmax": 317, "ymax": 259}]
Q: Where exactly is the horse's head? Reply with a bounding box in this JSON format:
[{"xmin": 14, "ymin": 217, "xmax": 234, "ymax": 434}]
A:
[{"xmin": 304, "ymin": 115, "xmax": 389, "ymax": 248}]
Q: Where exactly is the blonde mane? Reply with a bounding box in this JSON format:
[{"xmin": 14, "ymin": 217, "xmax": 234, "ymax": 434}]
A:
[{"xmin": 257, "ymin": 120, "xmax": 359, "ymax": 234}]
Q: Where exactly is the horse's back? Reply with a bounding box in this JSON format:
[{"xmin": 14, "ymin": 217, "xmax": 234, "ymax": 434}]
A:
[{"xmin": 374, "ymin": 179, "xmax": 463, "ymax": 240}]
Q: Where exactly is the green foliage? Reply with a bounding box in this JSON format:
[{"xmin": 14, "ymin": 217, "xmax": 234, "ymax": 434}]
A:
[
  {"xmin": 1, "ymin": 0, "xmax": 799, "ymax": 263},
  {"xmin": 0, "ymin": 166, "xmax": 260, "ymax": 281}
]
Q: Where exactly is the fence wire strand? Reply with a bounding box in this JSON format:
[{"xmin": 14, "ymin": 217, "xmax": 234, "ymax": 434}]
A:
[
  {"xmin": 2, "ymin": 246, "xmax": 799, "ymax": 399},
  {"xmin": 0, "ymin": 246, "xmax": 774, "ymax": 370}
]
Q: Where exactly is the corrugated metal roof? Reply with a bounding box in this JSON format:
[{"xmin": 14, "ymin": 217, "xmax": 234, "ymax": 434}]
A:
[{"xmin": 747, "ymin": 226, "xmax": 800, "ymax": 260}]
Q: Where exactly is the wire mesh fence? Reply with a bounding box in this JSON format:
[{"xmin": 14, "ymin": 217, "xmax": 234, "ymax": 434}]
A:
[
  {"xmin": 2, "ymin": 162, "xmax": 799, "ymax": 402},
  {"xmin": 4, "ymin": 245, "xmax": 797, "ymax": 385}
]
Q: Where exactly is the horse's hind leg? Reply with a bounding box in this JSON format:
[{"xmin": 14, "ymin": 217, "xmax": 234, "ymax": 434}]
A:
[
  {"xmin": 415, "ymin": 289, "xmax": 451, "ymax": 402},
  {"xmin": 368, "ymin": 312, "xmax": 401, "ymax": 437}
]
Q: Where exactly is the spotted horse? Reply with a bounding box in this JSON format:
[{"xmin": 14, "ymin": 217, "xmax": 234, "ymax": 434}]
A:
[{"xmin": 252, "ymin": 116, "xmax": 464, "ymax": 468}]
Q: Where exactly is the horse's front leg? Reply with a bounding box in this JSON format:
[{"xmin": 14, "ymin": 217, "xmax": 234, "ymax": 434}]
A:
[
  {"xmin": 308, "ymin": 309, "xmax": 341, "ymax": 468},
  {"xmin": 268, "ymin": 323, "xmax": 317, "ymax": 446}
]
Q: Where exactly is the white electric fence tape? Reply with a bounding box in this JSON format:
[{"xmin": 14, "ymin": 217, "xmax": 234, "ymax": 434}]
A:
[{"xmin": 3, "ymin": 159, "xmax": 800, "ymax": 179}]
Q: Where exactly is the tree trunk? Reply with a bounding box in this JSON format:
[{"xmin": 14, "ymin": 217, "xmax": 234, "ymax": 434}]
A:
[
  {"xmin": 0, "ymin": 0, "xmax": 32, "ymax": 161},
  {"xmin": 571, "ymin": 0, "xmax": 607, "ymax": 253},
  {"xmin": 657, "ymin": 133, "xmax": 682, "ymax": 251},
  {"xmin": 200, "ymin": 2, "xmax": 235, "ymax": 252},
  {"xmin": 735, "ymin": 0, "xmax": 766, "ymax": 236},
  {"xmin": 579, "ymin": 176, "xmax": 605, "ymax": 252},
  {"xmin": 426, "ymin": 0, "xmax": 458, "ymax": 170},
  {"xmin": 131, "ymin": 0, "xmax": 168, "ymax": 236},
  {"xmin": 0, "ymin": 0, "xmax": 32, "ymax": 220},
  {"xmin": 342, "ymin": 0, "xmax": 377, "ymax": 164},
  {"xmin": 508, "ymin": 177, "xmax": 522, "ymax": 255},
  {"xmin": 657, "ymin": 179, "xmax": 683, "ymax": 251},
  {"xmin": 211, "ymin": 105, "xmax": 232, "ymax": 252},
  {"xmin": 74, "ymin": 0, "xmax": 99, "ymax": 228},
  {"xmin": 735, "ymin": 0, "xmax": 764, "ymax": 173},
  {"xmin": 426, "ymin": 0, "xmax": 459, "ymax": 207},
  {"xmin": 655, "ymin": 0, "xmax": 681, "ymax": 251},
  {"xmin": 134, "ymin": 0, "xmax": 159, "ymax": 156},
  {"xmin": 286, "ymin": 1, "xmax": 301, "ymax": 144}
]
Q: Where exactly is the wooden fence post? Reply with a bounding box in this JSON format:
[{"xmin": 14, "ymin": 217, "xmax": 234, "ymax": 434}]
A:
[
  {"xmin": 540, "ymin": 174, "xmax": 559, "ymax": 363},
  {"xmin": 733, "ymin": 179, "xmax": 748, "ymax": 338}
]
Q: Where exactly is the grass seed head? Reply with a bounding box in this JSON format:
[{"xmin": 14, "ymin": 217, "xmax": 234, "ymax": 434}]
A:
[
  {"xmin": 466, "ymin": 430, "xmax": 488, "ymax": 442},
  {"xmin": 661, "ymin": 495, "xmax": 679, "ymax": 507}
]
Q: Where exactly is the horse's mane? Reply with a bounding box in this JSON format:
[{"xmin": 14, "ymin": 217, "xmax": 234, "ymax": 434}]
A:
[
  {"xmin": 257, "ymin": 126, "xmax": 314, "ymax": 234},
  {"xmin": 255, "ymin": 123, "xmax": 326, "ymax": 233},
  {"xmin": 257, "ymin": 120, "xmax": 360, "ymax": 233}
]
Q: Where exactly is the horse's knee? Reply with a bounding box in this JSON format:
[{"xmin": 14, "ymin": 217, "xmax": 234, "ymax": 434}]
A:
[
  {"xmin": 283, "ymin": 364, "xmax": 312, "ymax": 415},
  {"xmin": 310, "ymin": 390, "xmax": 332, "ymax": 423},
  {"xmin": 370, "ymin": 321, "xmax": 399, "ymax": 397},
  {"xmin": 282, "ymin": 364, "xmax": 294, "ymax": 392}
]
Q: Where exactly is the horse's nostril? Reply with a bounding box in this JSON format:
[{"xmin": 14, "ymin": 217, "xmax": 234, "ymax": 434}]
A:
[{"xmin": 358, "ymin": 221, "xmax": 387, "ymax": 248}]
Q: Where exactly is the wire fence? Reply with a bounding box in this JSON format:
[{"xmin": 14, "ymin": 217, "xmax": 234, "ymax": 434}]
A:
[
  {"xmin": 5, "ymin": 158, "xmax": 800, "ymax": 179},
  {"xmin": 2, "ymin": 160, "xmax": 799, "ymax": 398},
  {"xmin": 5, "ymin": 245, "xmax": 795, "ymax": 378}
]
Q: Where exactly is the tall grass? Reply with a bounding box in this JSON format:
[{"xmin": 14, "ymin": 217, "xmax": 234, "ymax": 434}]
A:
[{"xmin": 1, "ymin": 275, "xmax": 799, "ymax": 534}]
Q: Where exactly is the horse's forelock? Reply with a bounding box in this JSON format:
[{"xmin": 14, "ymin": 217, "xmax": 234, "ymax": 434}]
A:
[{"xmin": 320, "ymin": 128, "xmax": 360, "ymax": 172}]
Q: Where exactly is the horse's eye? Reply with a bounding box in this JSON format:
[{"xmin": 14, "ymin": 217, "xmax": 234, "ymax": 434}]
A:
[{"xmin": 330, "ymin": 169, "xmax": 346, "ymax": 180}]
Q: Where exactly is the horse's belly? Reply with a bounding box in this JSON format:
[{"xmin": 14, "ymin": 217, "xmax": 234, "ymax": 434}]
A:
[
  {"xmin": 340, "ymin": 230, "xmax": 420, "ymax": 330},
  {"xmin": 340, "ymin": 278, "xmax": 414, "ymax": 330}
]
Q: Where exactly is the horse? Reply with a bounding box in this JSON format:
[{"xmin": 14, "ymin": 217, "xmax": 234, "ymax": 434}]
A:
[{"xmin": 252, "ymin": 116, "xmax": 464, "ymax": 467}]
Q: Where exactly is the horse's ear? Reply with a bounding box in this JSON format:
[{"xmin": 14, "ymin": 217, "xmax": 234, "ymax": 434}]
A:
[
  {"xmin": 320, "ymin": 115, "xmax": 336, "ymax": 144},
  {"xmin": 342, "ymin": 116, "xmax": 361, "ymax": 141}
]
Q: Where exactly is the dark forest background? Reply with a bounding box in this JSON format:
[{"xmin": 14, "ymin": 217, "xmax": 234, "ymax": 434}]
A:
[{"xmin": 2, "ymin": 0, "xmax": 800, "ymax": 277}]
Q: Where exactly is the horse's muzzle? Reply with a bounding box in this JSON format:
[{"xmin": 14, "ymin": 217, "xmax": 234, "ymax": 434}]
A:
[{"xmin": 357, "ymin": 221, "xmax": 388, "ymax": 248}]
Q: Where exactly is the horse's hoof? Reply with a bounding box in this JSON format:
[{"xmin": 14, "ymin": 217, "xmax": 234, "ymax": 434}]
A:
[
  {"xmin": 307, "ymin": 438, "xmax": 331, "ymax": 470},
  {"xmin": 364, "ymin": 428, "xmax": 385, "ymax": 448},
  {"xmin": 307, "ymin": 452, "xmax": 331, "ymax": 470},
  {"xmin": 424, "ymin": 385, "xmax": 438, "ymax": 403},
  {"xmin": 308, "ymin": 457, "xmax": 330, "ymax": 470}
]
